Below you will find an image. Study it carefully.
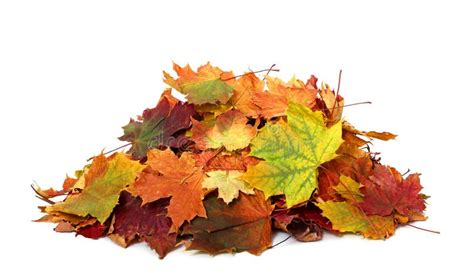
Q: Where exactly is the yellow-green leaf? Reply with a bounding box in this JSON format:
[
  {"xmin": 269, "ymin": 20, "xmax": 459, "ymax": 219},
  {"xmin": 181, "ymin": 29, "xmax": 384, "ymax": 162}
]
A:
[
  {"xmin": 317, "ymin": 200, "xmax": 395, "ymax": 239},
  {"xmin": 46, "ymin": 153, "xmax": 145, "ymax": 223},
  {"xmin": 163, "ymin": 63, "xmax": 234, "ymax": 105},
  {"xmin": 317, "ymin": 201, "xmax": 368, "ymax": 233},
  {"xmin": 242, "ymin": 101, "xmax": 343, "ymax": 207},
  {"xmin": 333, "ymin": 175, "xmax": 364, "ymax": 203}
]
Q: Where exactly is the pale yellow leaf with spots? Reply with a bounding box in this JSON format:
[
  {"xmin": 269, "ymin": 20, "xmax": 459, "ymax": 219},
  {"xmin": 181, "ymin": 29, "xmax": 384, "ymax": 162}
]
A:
[{"xmin": 203, "ymin": 170, "xmax": 254, "ymax": 204}]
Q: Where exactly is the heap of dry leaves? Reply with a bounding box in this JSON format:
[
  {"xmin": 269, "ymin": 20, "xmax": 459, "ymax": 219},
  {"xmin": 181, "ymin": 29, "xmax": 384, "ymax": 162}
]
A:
[{"xmin": 33, "ymin": 63, "xmax": 428, "ymax": 258}]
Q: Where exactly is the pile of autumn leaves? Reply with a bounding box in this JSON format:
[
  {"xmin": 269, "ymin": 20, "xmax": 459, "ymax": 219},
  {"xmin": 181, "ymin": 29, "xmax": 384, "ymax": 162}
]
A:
[{"xmin": 34, "ymin": 63, "xmax": 427, "ymax": 258}]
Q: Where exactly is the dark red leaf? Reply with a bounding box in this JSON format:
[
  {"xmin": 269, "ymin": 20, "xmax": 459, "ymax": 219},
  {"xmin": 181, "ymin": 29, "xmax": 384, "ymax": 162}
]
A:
[
  {"xmin": 76, "ymin": 222, "xmax": 107, "ymax": 239},
  {"xmin": 360, "ymin": 165, "xmax": 426, "ymax": 218},
  {"xmin": 272, "ymin": 202, "xmax": 335, "ymax": 241},
  {"xmin": 109, "ymin": 191, "xmax": 176, "ymax": 258},
  {"xmin": 119, "ymin": 96, "xmax": 196, "ymax": 159}
]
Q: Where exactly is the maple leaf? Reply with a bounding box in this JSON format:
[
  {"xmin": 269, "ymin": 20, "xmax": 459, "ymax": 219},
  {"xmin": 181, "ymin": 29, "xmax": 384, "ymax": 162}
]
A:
[
  {"xmin": 76, "ymin": 221, "xmax": 108, "ymax": 239},
  {"xmin": 163, "ymin": 63, "xmax": 235, "ymax": 105},
  {"xmin": 195, "ymin": 103, "xmax": 233, "ymax": 117},
  {"xmin": 109, "ymin": 192, "xmax": 176, "ymax": 258},
  {"xmin": 160, "ymin": 88, "xmax": 180, "ymax": 107},
  {"xmin": 47, "ymin": 217, "xmax": 99, "ymax": 234},
  {"xmin": 128, "ymin": 148, "xmax": 206, "ymax": 228},
  {"xmin": 228, "ymin": 73, "xmax": 264, "ymax": 117},
  {"xmin": 194, "ymin": 148, "xmax": 259, "ymax": 172},
  {"xmin": 343, "ymin": 121, "xmax": 397, "ymax": 141},
  {"xmin": 32, "ymin": 176, "xmax": 77, "ymax": 198},
  {"xmin": 35, "ymin": 210, "xmax": 88, "ymax": 227},
  {"xmin": 333, "ymin": 175, "xmax": 364, "ymax": 203},
  {"xmin": 253, "ymin": 76, "xmax": 317, "ymax": 118},
  {"xmin": 191, "ymin": 110, "xmax": 256, "ymax": 151},
  {"xmin": 183, "ymin": 191, "xmax": 273, "ymax": 255},
  {"xmin": 335, "ymin": 122, "xmax": 395, "ymax": 159},
  {"xmin": 317, "ymin": 174, "xmax": 399, "ymax": 239},
  {"xmin": 34, "ymin": 63, "xmax": 430, "ymax": 258},
  {"xmin": 272, "ymin": 202, "xmax": 331, "ymax": 241},
  {"xmin": 202, "ymin": 170, "xmax": 254, "ymax": 204},
  {"xmin": 317, "ymin": 201, "xmax": 395, "ymax": 239},
  {"xmin": 119, "ymin": 95, "xmax": 196, "ymax": 159},
  {"xmin": 359, "ymin": 164, "xmax": 426, "ymax": 219},
  {"xmin": 242, "ymin": 101, "xmax": 343, "ymax": 207},
  {"xmin": 53, "ymin": 221, "xmax": 75, "ymax": 233},
  {"xmin": 46, "ymin": 153, "xmax": 144, "ymax": 223},
  {"xmin": 316, "ymin": 81, "xmax": 345, "ymax": 125},
  {"xmin": 318, "ymin": 156, "xmax": 374, "ymax": 201},
  {"xmin": 336, "ymin": 132, "xmax": 370, "ymax": 159}
]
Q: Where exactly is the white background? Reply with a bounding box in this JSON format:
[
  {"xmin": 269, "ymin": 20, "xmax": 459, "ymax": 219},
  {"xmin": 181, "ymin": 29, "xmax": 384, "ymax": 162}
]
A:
[{"xmin": 0, "ymin": 0, "xmax": 472, "ymax": 272}]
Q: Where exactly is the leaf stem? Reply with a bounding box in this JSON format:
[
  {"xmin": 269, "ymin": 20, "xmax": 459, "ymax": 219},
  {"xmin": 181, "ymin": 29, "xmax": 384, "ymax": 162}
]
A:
[
  {"xmin": 336, "ymin": 69, "xmax": 342, "ymax": 97},
  {"xmin": 334, "ymin": 101, "xmax": 372, "ymax": 109},
  {"xmin": 406, "ymin": 223, "xmax": 440, "ymax": 234},
  {"xmin": 87, "ymin": 143, "xmax": 132, "ymax": 161},
  {"xmin": 330, "ymin": 70, "xmax": 343, "ymax": 115},
  {"xmin": 269, "ymin": 235, "xmax": 292, "ymax": 249},
  {"xmin": 263, "ymin": 64, "xmax": 277, "ymax": 81},
  {"xmin": 31, "ymin": 184, "xmax": 55, "ymax": 205},
  {"xmin": 221, "ymin": 66, "xmax": 280, "ymax": 81}
]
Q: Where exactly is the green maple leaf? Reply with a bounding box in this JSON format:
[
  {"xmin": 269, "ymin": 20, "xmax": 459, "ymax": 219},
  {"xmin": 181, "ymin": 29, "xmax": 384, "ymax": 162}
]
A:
[
  {"xmin": 317, "ymin": 200, "xmax": 396, "ymax": 239},
  {"xmin": 163, "ymin": 63, "xmax": 234, "ymax": 105},
  {"xmin": 242, "ymin": 101, "xmax": 343, "ymax": 207},
  {"xmin": 46, "ymin": 153, "xmax": 145, "ymax": 223},
  {"xmin": 317, "ymin": 201, "xmax": 368, "ymax": 232},
  {"xmin": 334, "ymin": 175, "xmax": 364, "ymax": 203}
]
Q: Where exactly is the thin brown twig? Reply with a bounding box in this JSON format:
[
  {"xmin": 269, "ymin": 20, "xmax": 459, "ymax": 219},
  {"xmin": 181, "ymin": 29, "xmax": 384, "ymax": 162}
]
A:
[
  {"xmin": 263, "ymin": 64, "xmax": 277, "ymax": 81},
  {"xmin": 269, "ymin": 235, "xmax": 292, "ymax": 249},
  {"xmin": 333, "ymin": 101, "xmax": 372, "ymax": 109},
  {"xmin": 330, "ymin": 70, "xmax": 343, "ymax": 115},
  {"xmin": 221, "ymin": 66, "xmax": 280, "ymax": 81},
  {"xmin": 34, "ymin": 195, "xmax": 55, "ymax": 205},
  {"xmin": 87, "ymin": 143, "xmax": 132, "ymax": 161},
  {"xmin": 30, "ymin": 183, "xmax": 45, "ymax": 198},
  {"xmin": 31, "ymin": 184, "xmax": 55, "ymax": 205},
  {"xmin": 406, "ymin": 223, "xmax": 440, "ymax": 234},
  {"xmin": 336, "ymin": 70, "xmax": 342, "ymax": 97}
]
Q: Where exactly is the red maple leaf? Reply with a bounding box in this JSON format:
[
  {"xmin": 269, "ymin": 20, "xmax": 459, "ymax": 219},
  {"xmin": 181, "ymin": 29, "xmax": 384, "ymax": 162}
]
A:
[
  {"xmin": 119, "ymin": 96, "xmax": 196, "ymax": 159},
  {"xmin": 76, "ymin": 222, "xmax": 108, "ymax": 239},
  {"xmin": 360, "ymin": 165, "xmax": 426, "ymax": 217},
  {"xmin": 109, "ymin": 192, "xmax": 177, "ymax": 258}
]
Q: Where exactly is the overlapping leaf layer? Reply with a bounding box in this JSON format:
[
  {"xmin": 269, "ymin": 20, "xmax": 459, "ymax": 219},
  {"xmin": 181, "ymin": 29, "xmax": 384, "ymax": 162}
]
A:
[{"xmin": 34, "ymin": 63, "xmax": 427, "ymax": 258}]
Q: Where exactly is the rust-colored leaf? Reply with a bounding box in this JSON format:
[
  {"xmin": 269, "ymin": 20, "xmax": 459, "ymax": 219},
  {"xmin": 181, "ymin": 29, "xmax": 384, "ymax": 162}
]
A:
[
  {"xmin": 109, "ymin": 192, "xmax": 176, "ymax": 258},
  {"xmin": 128, "ymin": 148, "xmax": 206, "ymax": 228},
  {"xmin": 183, "ymin": 191, "xmax": 273, "ymax": 255}
]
